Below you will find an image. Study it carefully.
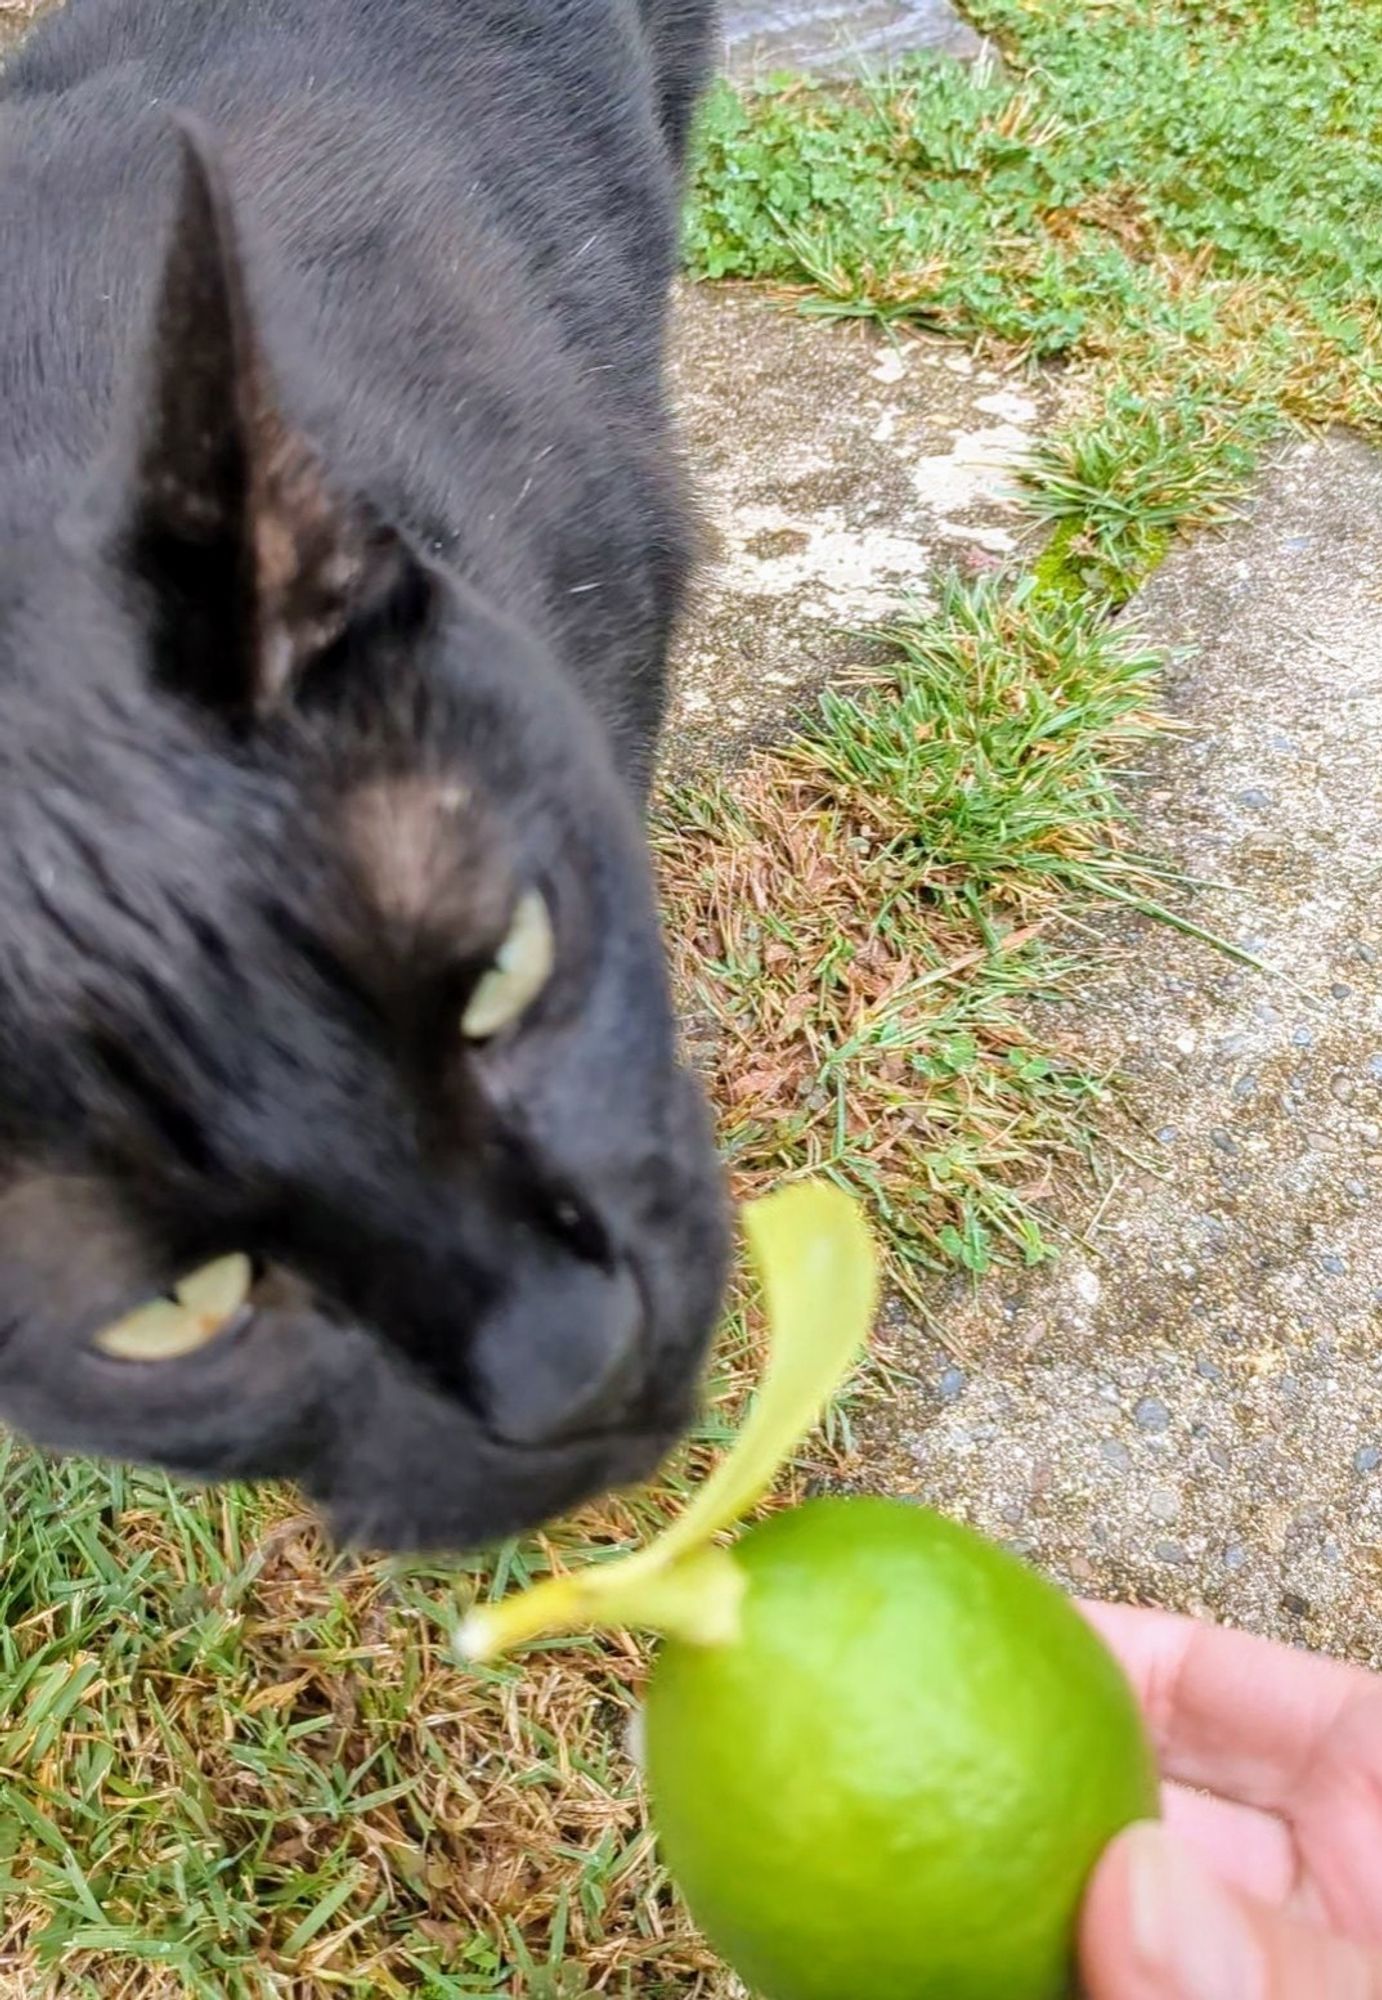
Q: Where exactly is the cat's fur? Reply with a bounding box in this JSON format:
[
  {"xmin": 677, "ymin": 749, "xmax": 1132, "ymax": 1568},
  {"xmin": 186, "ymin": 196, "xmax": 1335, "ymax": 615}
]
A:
[{"xmin": 0, "ymin": 0, "xmax": 728, "ymax": 1550}]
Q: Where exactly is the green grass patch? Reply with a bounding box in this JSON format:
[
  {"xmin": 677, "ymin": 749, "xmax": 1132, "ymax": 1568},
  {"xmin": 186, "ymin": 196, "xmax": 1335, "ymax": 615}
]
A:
[
  {"xmin": 689, "ymin": 0, "xmax": 1381, "ymax": 347},
  {"xmin": 1018, "ymin": 383, "xmax": 1275, "ymax": 600},
  {"xmin": 659, "ymin": 576, "xmax": 1173, "ymax": 1298},
  {"xmin": 687, "ymin": 0, "xmax": 1381, "ymax": 582}
]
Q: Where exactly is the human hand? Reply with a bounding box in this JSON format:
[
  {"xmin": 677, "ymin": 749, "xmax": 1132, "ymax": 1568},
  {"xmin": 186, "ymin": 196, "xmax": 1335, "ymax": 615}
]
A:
[{"xmin": 1078, "ymin": 1600, "xmax": 1382, "ymax": 1999}]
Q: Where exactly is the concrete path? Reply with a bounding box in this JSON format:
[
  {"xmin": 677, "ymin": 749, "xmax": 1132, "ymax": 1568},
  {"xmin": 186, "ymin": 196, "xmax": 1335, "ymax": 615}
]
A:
[
  {"xmin": 845, "ymin": 433, "xmax": 1382, "ymax": 1667},
  {"xmin": 666, "ymin": 286, "xmax": 1059, "ymax": 769},
  {"xmin": 721, "ymin": 0, "xmax": 985, "ymax": 76},
  {"xmin": 667, "ymin": 277, "xmax": 1382, "ymax": 1666}
]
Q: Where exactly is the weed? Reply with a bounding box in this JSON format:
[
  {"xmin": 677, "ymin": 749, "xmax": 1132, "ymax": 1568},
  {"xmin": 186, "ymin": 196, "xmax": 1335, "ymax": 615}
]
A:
[{"xmin": 657, "ymin": 577, "xmax": 1170, "ymax": 1294}]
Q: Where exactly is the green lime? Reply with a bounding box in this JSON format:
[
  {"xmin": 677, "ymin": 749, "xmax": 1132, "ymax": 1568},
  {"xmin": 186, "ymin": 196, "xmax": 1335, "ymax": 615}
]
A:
[
  {"xmin": 457, "ymin": 1188, "xmax": 1157, "ymax": 1999},
  {"xmin": 643, "ymin": 1495, "xmax": 1158, "ymax": 2000}
]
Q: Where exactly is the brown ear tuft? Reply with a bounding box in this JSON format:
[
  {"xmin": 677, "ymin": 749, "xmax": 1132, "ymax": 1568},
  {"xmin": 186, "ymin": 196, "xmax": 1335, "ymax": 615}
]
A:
[{"xmin": 338, "ymin": 776, "xmax": 521, "ymax": 992}]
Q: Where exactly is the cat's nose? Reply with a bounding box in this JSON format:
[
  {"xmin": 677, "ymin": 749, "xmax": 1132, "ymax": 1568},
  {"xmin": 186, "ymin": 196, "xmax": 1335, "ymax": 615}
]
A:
[{"xmin": 469, "ymin": 1257, "xmax": 644, "ymax": 1448}]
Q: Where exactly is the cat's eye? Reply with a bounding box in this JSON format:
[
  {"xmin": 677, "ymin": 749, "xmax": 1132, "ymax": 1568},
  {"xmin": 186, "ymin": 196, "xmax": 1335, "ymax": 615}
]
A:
[
  {"xmin": 92, "ymin": 1254, "xmax": 253, "ymax": 1363},
  {"xmin": 460, "ymin": 888, "xmax": 555, "ymax": 1041}
]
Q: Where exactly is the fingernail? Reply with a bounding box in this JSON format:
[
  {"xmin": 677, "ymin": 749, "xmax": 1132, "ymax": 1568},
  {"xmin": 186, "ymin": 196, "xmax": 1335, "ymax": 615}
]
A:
[{"xmin": 1125, "ymin": 1824, "xmax": 1267, "ymax": 2000}]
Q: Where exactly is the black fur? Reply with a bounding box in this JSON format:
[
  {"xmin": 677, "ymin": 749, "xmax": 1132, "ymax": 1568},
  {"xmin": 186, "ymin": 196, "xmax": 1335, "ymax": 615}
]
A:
[{"xmin": 0, "ymin": 0, "xmax": 728, "ymax": 1550}]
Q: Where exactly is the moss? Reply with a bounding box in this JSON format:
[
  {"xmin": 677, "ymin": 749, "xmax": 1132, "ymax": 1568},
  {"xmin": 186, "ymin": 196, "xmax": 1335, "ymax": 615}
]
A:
[{"xmin": 1029, "ymin": 519, "xmax": 1172, "ymax": 612}]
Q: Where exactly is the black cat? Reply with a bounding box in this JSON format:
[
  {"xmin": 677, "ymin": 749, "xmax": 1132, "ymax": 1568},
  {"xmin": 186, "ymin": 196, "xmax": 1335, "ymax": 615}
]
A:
[{"xmin": 0, "ymin": 0, "xmax": 729, "ymax": 1551}]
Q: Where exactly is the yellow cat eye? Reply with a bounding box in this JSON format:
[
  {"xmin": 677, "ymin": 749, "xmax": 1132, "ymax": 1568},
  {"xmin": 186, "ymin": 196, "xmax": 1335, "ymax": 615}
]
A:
[
  {"xmin": 460, "ymin": 887, "xmax": 555, "ymax": 1041},
  {"xmin": 91, "ymin": 1253, "xmax": 254, "ymax": 1363}
]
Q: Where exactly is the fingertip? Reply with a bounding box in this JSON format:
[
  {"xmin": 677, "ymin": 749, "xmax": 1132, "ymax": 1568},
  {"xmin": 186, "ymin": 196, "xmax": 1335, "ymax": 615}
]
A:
[
  {"xmin": 1080, "ymin": 1814, "xmax": 1382, "ymax": 2000},
  {"xmin": 1079, "ymin": 1819, "xmax": 1165, "ymax": 1997}
]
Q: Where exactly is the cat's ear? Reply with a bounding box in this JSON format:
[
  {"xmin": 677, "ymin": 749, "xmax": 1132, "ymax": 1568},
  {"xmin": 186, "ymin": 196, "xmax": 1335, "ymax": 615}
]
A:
[{"xmin": 119, "ymin": 120, "xmax": 422, "ymax": 722}]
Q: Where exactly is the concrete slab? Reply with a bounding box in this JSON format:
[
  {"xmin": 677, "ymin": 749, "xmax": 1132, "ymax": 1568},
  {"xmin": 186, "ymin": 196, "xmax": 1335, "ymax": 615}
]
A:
[
  {"xmin": 721, "ymin": 0, "xmax": 986, "ymax": 78},
  {"xmin": 851, "ymin": 433, "xmax": 1382, "ymax": 1667},
  {"xmin": 665, "ymin": 282, "xmax": 1059, "ymax": 771}
]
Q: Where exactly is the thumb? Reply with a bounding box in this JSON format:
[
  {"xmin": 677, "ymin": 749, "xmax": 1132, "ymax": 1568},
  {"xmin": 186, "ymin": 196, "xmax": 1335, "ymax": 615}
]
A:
[{"xmin": 1080, "ymin": 1821, "xmax": 1382, "ymax": 2000}]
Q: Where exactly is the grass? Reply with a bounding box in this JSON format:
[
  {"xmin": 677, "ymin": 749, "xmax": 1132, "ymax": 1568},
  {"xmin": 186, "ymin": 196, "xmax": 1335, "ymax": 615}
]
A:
[
  {"xmin": 690, "ymin": 0, "xmax": 1381, "ymax": 339},
  {"xmin": 5, "ymin": 0, "xmax": 1381, "ymax": 1991},
  {"xmin": 688, "ymin": 0, "xmax": 1380, "ymax": 589},
  {"xmin": 0, "ymin": 1375, "xmax": 782, "ymax": 1998},
  {"xmin": 657, "ymin": 577, "xmax": 1171, "ymax": 1295},
  {"xmin": 1020, "ymin": 384, "xmax": 1276, "ymax": 602}
]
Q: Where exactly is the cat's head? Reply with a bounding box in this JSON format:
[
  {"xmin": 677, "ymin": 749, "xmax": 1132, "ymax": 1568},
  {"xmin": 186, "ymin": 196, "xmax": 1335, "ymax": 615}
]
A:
[{"xmin": 0, "ymin": 128, "xmax": 728, "ymax": 1550}]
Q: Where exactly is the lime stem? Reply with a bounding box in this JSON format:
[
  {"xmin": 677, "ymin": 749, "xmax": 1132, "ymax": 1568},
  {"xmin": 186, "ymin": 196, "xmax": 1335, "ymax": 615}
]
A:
[{"xmin": 457, "ymin": 1546, "xmax": 748, "ymax": 1663}]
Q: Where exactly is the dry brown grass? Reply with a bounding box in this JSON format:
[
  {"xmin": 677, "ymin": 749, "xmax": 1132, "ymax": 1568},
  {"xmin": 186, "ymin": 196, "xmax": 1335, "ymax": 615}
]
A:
[
  {"xmin": 657, "ymin": 581, "xmax": 1170, "ymax": 1293},
  {"xmin": 0, "ymin": 1469, "xmax": 753, "ymax": 1996}
]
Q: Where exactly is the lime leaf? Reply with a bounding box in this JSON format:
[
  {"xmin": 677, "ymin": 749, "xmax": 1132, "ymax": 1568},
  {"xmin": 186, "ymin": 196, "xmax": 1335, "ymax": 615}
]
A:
[
  {"xmin": 457, "ymin": 1180, "xmax": 877, "ymax": 1662},
  {"xmin": 645, "ymin": 1180, "xmax": 877, "ymax": 1564}
]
